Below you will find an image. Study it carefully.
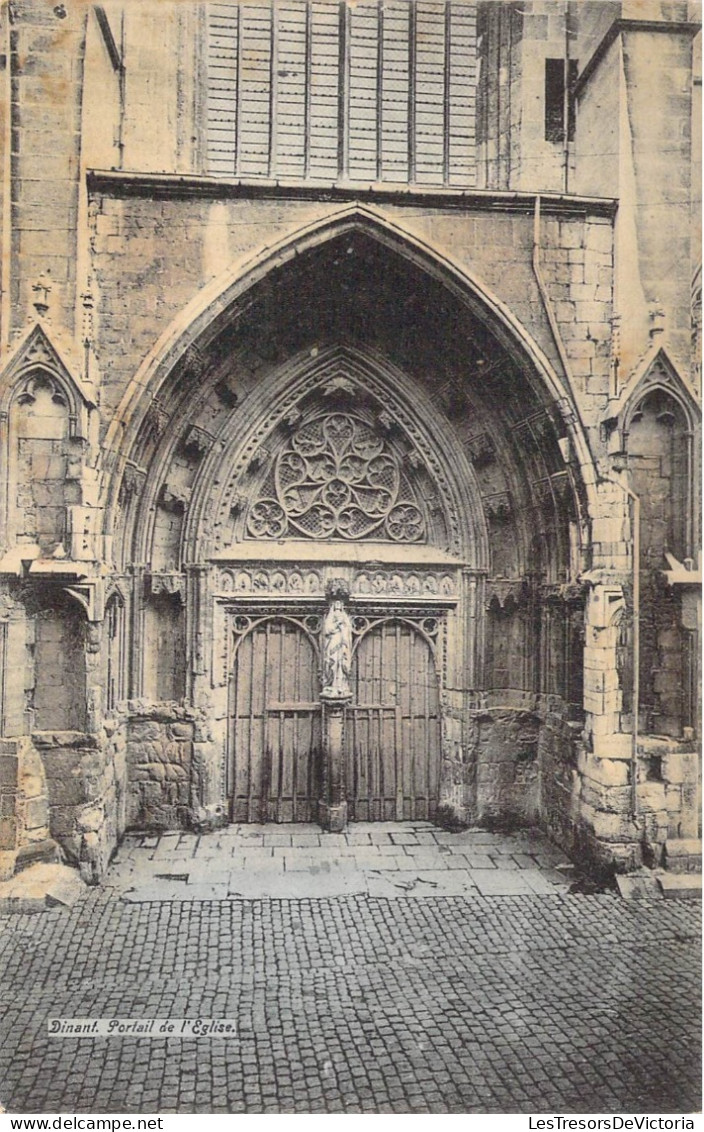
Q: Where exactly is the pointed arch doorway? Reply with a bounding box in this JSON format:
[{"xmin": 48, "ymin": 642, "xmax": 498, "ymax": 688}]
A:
[
  {"xmin": 112, "ymin": 212, "xmax": 595, "ymax": 835},
  {"xmin": 211, "ymin": 350, "xmax": 478, "ymax": 827}
]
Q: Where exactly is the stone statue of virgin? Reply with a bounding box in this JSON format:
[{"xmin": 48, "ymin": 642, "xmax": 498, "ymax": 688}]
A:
[{"xmin": 322, "ymin": 598, "xmax": 352, "ymax": 698}]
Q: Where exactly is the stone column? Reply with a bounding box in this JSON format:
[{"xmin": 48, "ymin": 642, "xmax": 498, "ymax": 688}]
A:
[{"xmin": 319, "ymin": 692, "xmax": 351, "ymax": 832}]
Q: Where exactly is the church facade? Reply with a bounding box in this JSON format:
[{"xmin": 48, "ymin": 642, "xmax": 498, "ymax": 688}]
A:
[{"xmin": 0, "ymin": 0, "xmax": 700, "ymax": 883}]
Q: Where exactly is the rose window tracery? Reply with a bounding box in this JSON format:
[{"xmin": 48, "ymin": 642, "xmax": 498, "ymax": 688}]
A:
[{"xmin": 245, "ymin": 412, "xmax": 426, "ymax": 542}]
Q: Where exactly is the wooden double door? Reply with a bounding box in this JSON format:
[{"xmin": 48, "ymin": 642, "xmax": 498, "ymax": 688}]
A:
[{"xmin": 229, "ymin": 614, "xmax": 441, "ymax": 823}]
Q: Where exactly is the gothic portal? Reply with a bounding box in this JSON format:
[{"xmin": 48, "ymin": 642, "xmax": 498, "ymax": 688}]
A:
[
  {"xmin": 107, "ymin": 220, "xmax": 590, "ymax": 840},
  {"xmin": 0, "ymin": 0, "xmax": 699, "ymax": 884}
]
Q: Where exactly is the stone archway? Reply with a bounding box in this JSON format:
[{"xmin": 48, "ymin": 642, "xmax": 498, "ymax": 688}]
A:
[{"xmin": 105, "ymin": 210, "xmax": 595, "ymax": 832}]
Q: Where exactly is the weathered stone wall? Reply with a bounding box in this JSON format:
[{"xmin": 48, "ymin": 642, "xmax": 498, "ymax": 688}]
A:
[
  {"xmin": 37, "ymin": 729, "xmax": 125, "ymax": 885},
  {"xmin": 88, "ymin": 191, "xmax": 615, "ymax": 441},
  {"xmin": 538, "ymin": 708, "xmax": 582, "ymax": 850},
  {"xmin": 470, "ymin": 708, "xmax": 541, "ymax": 826},
  {"xmin": 6, "ymin": 1, "xmax": 87, "ymax": 340},
  {"xmin": 125, "ymin": 706, "xmax": 194, "ymax": 830},
  {"xmin": 0, "ymin": 735, "xmax": 52, "ymax": 879}
]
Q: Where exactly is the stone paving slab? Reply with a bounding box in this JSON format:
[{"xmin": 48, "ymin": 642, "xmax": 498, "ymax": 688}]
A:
[{"xmin": 104, "ymin": 824, "xmax": 576, "ymax": 902}]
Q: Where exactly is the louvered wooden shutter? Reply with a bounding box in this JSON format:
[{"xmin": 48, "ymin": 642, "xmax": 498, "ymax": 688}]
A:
[{"xmin": 206, "ymin": 0, "xmax": 477, "ymax": 187}]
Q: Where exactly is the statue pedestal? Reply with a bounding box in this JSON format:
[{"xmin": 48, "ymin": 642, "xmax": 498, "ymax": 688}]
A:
[{"xmin": 319, "ymin": 691, "xmax": 350, "ymax": 832}]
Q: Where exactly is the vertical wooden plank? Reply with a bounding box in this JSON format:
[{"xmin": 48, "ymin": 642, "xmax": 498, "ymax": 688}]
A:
[
  {"xmin": 308, "ymin": 0, "xmax": 340, "ymax": 178},
  {"xmin": 238, "ymin": 2, "xmax": 273, "ymax": 177},
  {"xmin": 304, "ymin": 0, "xmax": 312, "ymax": 177},
  {"xmin": 275, "ymin": 3, "xmax": 308, "ymax": 177},
  {"xmin": 379, "ymin": 0, "xmax": 410, "ymax": 182},
  {"xmin": 443, "ymin": 0, "xmax": 451, "ymax": 185},
  {"xmin": 447, "ymin": 2, "xmax": 477, "ymax": 185},
  {"xmin": 394, "ymin": 622, "xmax": 404, "ymax": 820},
  {"xmin": 206, "ymin": 2, "xmax": 240, "ymax": 176}
]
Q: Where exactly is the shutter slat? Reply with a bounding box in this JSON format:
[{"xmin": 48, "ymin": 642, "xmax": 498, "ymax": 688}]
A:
[{"xmin": 206, "ymin": 0, "xmax": 478, "ymax": 187}]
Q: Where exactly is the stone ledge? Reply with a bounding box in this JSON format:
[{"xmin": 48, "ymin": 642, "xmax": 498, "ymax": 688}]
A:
[
  {"xmin": 15, "ymin": 838, "xmax": 61, "ymax": 872},
  {"xmin": 657, "ymin": 873, "xmax": 702, "ymax": 900},
  {"xmin": 664, "ymin": 839, "xmax": 702, "ymax": 874}
]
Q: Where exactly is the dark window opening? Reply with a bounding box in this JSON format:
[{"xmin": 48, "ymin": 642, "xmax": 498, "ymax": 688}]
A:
[{"xmin": 545, "ymin": 58, "xmax": 578, "ymax": 144}]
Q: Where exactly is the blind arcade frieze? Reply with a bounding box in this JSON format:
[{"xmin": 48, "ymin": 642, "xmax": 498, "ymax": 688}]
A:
[{"xmin": 213, "ymin": 565, "xmax": 460, "ymax": 599}]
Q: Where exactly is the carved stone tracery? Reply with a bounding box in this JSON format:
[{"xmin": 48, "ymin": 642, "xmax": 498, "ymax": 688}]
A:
[{"xmin": 245, "ymin": 412, "xmax": 425, "ymax": 542}]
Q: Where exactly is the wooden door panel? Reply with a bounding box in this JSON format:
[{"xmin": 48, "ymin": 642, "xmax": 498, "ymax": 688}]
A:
[
  {"xmin": 346, "ymin": 620, "xmax": 441, "ymax": 821},
  {"xmin": 230, "ymin": 618, "xmax": 321, "ymax": 822}
]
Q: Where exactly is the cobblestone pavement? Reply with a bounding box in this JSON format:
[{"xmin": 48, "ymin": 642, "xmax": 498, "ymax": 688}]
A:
[{"xmin": 0, "ymin": 824, "xmax": 700, "ymax": 1114}]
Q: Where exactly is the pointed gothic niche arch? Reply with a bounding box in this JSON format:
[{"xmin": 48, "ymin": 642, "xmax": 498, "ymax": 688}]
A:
[
  {"xmin": 610, "ymin": 346, "xmax": 701, "ymax": 737},
  {"xmin": 0, "ymin": 323, "xmax": 97, "ymax": 558},
  {"xmin": 180, "ymin": 344, "xmax": 488, "ymax": 569}
]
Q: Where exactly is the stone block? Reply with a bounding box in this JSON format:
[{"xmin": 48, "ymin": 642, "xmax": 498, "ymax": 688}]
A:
[
  {"xmin": 77, "ymin": 804, "xmax": 104, "ymax": 833},
  {"xmin": 0, "ymin": 852, "xmax": 15, "ymax": 882},
  {"xmin": 578, "ymin": 752, "xmax": 630, "ymax": 791},
  {"xmin": 0, "ymin": 756, "xmax": 19, "ymax": 789},
  {"xmin": 581, "ymin": 780, "xmax": 631, "ymax": 815},
  {"xmin": 658, "ymin": 873, "xmax": 702, "ymax": 900},
  {"xmin": 662, "ymin": 752, "xmax": 698, "ymax": 785},
  {"xmin": 20, "ymin": 773, "xmax": 44, "ymax": 798},
  {"xmin": 576, "ymin": 301, "xmax": 609, "ymax": 324},
  {"xmin": 588, "ymin": 712, "xmax": 621, "ymax": 737},
  {"xmin": 24, "ymin": 796, "xmax": 48, "ymax": 830},
  {"xmin": 168, "ymin": 723, "xmax": 193, "ymax": 740},
  {"xmin": 583, "ymin": 668, "xmax": 620, "ymax": 695},
  {"xmin": 636, "ymin": 781, "xmax": 667, "ymax": 813},
  {"xmin": 0, "ymin": 817, "xmax": 18, "ymax": 851},
  {"xmin": 15, "ymin": 839, "xmax": 60, "ymax": 871},
  {"xmin": 48, "ymin": 804, "xmax": 78, "ymax": 838},
  {"xmin": 585, "ymin": 223, "xmax": 613, "ymax": 254},
  {"xmin": 129, "ymin": 720, "xmax": 164, "ymax": 742},
  {"xmin": 580, "ymin": 803, "xmax": 638, "ymax": 842}
]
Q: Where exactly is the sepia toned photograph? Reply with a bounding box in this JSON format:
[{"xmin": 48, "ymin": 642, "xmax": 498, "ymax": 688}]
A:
[{"xmin": 0, "ymin": 0, "xmax": 700, "ymax": 1117}]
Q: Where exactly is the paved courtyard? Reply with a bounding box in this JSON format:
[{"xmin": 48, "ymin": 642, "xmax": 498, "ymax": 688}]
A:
[{"xmin": 0, "ymin": 823, "xmax": 700, "ymax": 1114}]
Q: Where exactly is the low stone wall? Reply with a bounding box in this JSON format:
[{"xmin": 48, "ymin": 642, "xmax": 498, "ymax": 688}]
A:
[
  {"xmin": 0, "ymin": 736, "xmax": 53, "ymax": 879},
  {"xmin": 35, "ymin": 729, "xmax": 125, "ymax": 885},
  {"xmin": 538, "ymin": 708, "xmax": 582, "ymax": 850},
  {"xmin": 125, "ymin": 703, "xmax": 194, "ymax": 830},
  {"xmin": 636, "ymin": 737, "xmax": 700, "ymax": 866},
  {"xmin": 471, "ymin": 708, "xmax": 541, "ymax": 826}
]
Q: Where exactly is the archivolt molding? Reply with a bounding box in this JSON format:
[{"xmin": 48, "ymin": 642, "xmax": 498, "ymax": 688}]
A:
[
  {"xmin": 101, "ymin": 204, "xmax": 600, "ymax": 534},
  {"xmin": 179, "ymin": 345, "xmax": 488, "ymax": 568}
]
